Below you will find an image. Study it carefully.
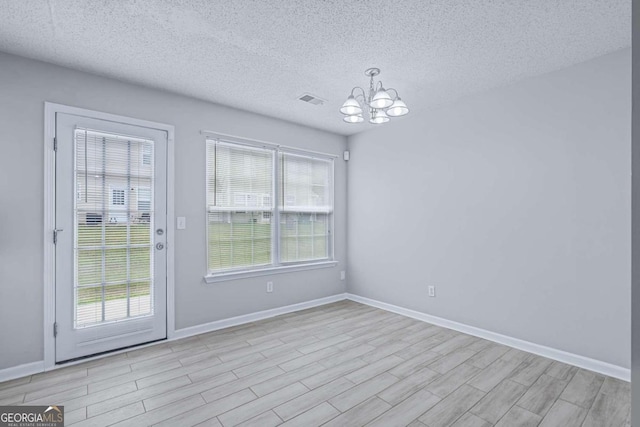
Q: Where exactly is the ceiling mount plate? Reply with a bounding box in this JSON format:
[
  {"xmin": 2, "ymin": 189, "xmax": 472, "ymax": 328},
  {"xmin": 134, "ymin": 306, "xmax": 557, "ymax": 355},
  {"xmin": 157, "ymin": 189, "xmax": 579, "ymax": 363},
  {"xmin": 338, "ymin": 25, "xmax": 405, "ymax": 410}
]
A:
[{"xmin": 364, "ymin": 68, "xmax": 381, "ymax": 77}]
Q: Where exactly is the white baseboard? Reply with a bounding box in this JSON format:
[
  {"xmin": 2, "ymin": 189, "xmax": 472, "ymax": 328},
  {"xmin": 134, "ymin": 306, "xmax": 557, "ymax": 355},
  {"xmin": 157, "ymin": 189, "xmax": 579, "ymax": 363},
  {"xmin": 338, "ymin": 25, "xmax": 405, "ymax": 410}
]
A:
[
  {"xmin": 173, "ymin": 293, "xmax": 349, "ymax": 340},
  {"xmin": 1, "ymin": 292, "xmax": 629, "ymax": 384},
  {"xmin": 0, "ymin": 361, "xmax": 45, "ymax": 383},
  {"xmin": 346, "ymin": 293, "xmax": 630, "ymax": 382}
]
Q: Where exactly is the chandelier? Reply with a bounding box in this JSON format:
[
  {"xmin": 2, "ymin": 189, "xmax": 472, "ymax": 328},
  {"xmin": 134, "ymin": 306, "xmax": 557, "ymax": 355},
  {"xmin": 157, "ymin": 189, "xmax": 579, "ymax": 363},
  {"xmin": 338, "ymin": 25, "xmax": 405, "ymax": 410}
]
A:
[{"xmin": 340, "ymin": 68, "xmax": 409, "ymax": 124}]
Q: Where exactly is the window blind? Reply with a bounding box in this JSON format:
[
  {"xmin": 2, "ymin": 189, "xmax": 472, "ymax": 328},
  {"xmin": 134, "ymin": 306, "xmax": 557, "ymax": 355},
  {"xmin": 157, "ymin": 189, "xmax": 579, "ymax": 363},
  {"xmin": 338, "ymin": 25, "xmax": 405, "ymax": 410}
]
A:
[
  {"xmin": 74, "ymin": 128, "xmax": 154, "ymax": 327},
  {"xmin": 207, "ymin": 140, "xmax": 274, "ymax": 272},
  {"xmin": 279, "ymin": 152, "xmax": 333, "ymax": 263}
]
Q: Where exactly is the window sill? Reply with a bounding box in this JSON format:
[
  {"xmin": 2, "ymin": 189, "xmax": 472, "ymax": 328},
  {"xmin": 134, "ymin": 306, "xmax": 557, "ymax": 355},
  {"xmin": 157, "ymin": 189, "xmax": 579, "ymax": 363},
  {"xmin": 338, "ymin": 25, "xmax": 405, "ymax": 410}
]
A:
[{"xmin": 204, "ymin": 261, "xmax": 339, "ymax": 283}]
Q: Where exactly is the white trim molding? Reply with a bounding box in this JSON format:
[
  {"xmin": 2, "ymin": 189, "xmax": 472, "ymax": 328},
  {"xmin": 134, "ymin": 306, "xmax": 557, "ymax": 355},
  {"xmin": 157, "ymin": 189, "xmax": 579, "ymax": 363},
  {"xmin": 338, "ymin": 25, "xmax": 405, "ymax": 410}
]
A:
[
  {"xmin": 43, "ymin": 102, "xmax": 176, "ymax": 370},
  {"xmin": 43, "ymin": 102, "xmax": 56, "ymax": 373},
  {"xmin": 205, "ymin": 261, "xmax": 338, "ymax": 283},
  {"xmin": 5, "ymin": 291, "xmax": 630, "ymax": 383},
  {"xmin": 165, "ymin": 130, "xmax": 176, "ymax": 339},
  {"xmin": 346, "ymin": 293, "xmax": 630, "ymax": 382},
  {"xmin": 173, "ymin": 293, "xmax": 347, "ymax": 340},
  {"xmin": 0, "ymin": 361, "xmax": 45, "ymax": 383}
]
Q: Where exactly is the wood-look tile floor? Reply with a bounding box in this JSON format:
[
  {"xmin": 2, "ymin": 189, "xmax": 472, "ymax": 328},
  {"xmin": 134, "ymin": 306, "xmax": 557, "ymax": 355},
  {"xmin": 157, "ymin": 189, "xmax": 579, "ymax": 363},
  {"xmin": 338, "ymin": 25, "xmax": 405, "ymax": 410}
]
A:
[{"xmin": 0, "ymin": 301, "xmax": 631, "ymax": 426}]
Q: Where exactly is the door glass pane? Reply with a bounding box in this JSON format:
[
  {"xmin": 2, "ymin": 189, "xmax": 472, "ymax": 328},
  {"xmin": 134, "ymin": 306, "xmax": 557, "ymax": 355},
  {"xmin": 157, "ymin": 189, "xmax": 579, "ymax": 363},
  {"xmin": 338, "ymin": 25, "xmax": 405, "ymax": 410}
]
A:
[{"xmin": 74, "ymin": 129, "xmax": 154, "ymax": 328}]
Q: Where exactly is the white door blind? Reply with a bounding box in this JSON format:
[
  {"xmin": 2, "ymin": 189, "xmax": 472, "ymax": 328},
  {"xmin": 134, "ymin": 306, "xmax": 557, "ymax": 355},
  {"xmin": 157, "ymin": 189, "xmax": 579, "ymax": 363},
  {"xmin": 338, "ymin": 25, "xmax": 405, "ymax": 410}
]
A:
[
  {"xmin": 279, "ymin": 152, "xmax": 333, "ymax": 263},
  {"xmin": 74, "ymin": 128, "xmax": 154, "ymax": 327},
  {"xmin": 207, "ymin": 140, "xmax": 274, "ymax": 272}
]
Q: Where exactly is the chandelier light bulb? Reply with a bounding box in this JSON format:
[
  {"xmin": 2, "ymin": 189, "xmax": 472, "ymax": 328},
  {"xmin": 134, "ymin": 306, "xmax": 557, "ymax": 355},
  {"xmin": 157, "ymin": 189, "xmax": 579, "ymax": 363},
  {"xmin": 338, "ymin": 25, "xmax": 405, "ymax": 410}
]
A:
[
  {"xmin": 340, "ymin": 95, "xmax": 363, "ymax": 115},
  {"xmin": 370, "ymin": 89, "xmax": 394, "ymax": 109},
  {"xmin": 369, "ymin": 109, "xmax": 390, "ymax": 124},
  {"xmin": 343, "ymin": 114, "xmax": 364, "ymax": 123},
  {"xmin": 386, "ymin": 98, "xmax": 409, "ymax": 117}
]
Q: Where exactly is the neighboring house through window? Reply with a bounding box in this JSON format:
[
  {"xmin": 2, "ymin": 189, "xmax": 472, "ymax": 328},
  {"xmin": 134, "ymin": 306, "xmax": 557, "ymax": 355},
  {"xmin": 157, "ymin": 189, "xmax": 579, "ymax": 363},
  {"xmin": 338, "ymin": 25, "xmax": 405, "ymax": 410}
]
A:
[{"xmin": 108, "ymin": 186, "xmax": 128, "ymax": 223}]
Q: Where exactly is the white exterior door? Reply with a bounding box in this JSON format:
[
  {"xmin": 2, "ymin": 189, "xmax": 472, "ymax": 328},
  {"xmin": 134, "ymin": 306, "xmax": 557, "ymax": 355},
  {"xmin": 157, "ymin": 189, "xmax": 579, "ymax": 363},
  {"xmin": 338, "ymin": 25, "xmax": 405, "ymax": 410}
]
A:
[{"xmin": 54, "ymin": 112, "xmax": 167, "ymax": 362}]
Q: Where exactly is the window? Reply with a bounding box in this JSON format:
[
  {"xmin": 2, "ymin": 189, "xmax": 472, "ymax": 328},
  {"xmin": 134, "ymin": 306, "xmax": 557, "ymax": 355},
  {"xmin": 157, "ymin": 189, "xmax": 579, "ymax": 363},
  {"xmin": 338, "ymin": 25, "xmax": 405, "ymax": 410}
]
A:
[
  {"xmin": 111, "ymin": 188, "xmax": 126, "ymax": 206},
  {"xmin": 137, "ymin": 187, "xmax": 151, "ymax": 212},
  {"xmin": 207, "ymin": 141, "xmax": 275, "ymax": 273},
  {"xmin": 141, "ymin": 143, "xmax": 152, "ymax": 166},
  {"xmin": 280, "ymin": 152, "xmax": 332, "ymax": 263},
  {"xmin": 206, "ymin": 138, "xmax": 334, "ymax": 276}
]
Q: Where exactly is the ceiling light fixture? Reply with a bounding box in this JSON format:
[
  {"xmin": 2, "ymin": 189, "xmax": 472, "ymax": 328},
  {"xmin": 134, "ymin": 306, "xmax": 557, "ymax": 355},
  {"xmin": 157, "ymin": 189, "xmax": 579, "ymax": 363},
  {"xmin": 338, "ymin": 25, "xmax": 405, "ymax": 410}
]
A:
[{"xmin": 340, "ymin": 68, "xmax": 409, "ymax": 124}]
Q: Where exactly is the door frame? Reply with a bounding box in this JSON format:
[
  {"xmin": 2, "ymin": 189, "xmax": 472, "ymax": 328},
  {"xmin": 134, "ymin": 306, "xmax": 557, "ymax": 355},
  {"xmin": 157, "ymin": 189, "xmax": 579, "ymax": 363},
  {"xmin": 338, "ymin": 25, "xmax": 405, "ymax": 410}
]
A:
[{"xmin": 43, "ymin": 102, "xmax": 176, "ymax": 371}]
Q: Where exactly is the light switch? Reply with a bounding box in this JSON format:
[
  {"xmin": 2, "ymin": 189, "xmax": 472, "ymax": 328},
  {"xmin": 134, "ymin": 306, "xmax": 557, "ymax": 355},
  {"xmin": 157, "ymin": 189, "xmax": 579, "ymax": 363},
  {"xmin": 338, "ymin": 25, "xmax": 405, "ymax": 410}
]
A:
[{"xmin": 177, "ymin": 217, "xmax": 186, "ymax": 230}]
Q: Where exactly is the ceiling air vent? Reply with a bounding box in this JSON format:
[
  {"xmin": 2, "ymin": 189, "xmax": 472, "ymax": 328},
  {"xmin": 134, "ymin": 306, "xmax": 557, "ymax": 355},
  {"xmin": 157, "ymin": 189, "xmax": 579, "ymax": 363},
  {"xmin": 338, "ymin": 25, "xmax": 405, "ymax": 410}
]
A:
[{"xmin": 297, "ymin": 93, "xmax": 325, "ymax": 106}]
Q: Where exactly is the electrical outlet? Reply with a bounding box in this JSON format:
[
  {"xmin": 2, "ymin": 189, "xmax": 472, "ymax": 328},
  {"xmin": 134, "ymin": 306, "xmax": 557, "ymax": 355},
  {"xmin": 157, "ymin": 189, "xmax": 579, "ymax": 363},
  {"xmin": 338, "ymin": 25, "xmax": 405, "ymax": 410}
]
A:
[
  {"xmin": 428, "ymin": 286, "xmax": 436, "ymax": 297},
  {"xmin": 340, "ymin": 271, "xmax": 346, "ymax": 281},
  {"xmin": 266, "ymin": 281, "xmax": 273, "ymax": 293}
]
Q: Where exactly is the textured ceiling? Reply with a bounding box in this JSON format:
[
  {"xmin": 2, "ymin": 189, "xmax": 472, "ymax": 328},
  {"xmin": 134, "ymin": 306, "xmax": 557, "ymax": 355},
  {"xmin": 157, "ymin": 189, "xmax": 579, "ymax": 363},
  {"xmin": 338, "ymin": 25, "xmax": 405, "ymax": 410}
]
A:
[{"xmin": 0, "ymin": 0, "xmax": 631, "ymax": 135}]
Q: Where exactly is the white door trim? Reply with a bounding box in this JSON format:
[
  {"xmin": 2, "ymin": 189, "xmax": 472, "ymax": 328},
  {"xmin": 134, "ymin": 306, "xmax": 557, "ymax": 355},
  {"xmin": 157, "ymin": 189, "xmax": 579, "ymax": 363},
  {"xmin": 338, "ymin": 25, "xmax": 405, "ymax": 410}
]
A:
[{"xmin": 43, "ymin": 102, "xmax": 175, "ymax": 371}]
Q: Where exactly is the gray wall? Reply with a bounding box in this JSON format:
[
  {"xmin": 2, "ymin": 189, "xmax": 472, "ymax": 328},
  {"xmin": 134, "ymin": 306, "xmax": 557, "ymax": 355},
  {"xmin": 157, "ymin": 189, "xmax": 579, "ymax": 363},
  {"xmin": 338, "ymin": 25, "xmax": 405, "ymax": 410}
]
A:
[
  {"xmin": 348, "ymin": 49, "xmax": 631, "ymax": 368},
  {"xmin": 0, "ymin": 52, "xmax": 347, "ymax": 370}
]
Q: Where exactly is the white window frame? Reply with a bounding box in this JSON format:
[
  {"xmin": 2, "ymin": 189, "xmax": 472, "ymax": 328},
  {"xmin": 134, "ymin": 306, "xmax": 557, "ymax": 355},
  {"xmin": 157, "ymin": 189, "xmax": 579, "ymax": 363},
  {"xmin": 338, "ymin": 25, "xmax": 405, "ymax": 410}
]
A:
[
  {"xmin": 204, "ymin": 133, "xmax": 337, "ymax": 283},
  {"xmin": 278, "ymin": 151, "xmax": 334, "ymax": 266}
]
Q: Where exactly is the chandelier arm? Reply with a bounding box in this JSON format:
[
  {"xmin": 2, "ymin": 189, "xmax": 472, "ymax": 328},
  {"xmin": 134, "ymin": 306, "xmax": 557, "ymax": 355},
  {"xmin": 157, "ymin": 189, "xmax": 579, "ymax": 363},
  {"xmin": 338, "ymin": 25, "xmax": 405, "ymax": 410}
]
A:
[
  {"xmin": 385, "ymin": 88, "xmax": 400, "ymax": 100},
  {"xmin": 350, "ymin": 86, "xmax": 367, "ymax": 99}
]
